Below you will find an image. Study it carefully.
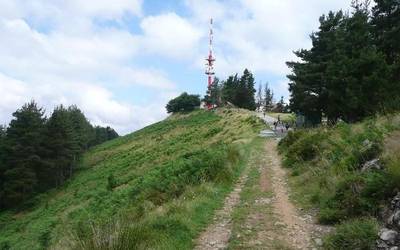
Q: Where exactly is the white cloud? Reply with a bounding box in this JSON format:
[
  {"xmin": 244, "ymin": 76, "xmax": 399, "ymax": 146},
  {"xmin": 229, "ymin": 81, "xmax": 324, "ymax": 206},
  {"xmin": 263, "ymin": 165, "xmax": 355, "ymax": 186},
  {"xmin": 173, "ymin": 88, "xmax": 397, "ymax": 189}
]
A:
[
  {"xmin": 0, "ymin": 72, "xmax": 170, "ymax": 134},
  {"xmin": 187, "ymin": 0, "xmax": 351, "ymax": 96},
  {"xmin": 0, "ymin": 0, "xmax": 354, "ymax": 134},
  {"xmin": 139, "ymin": 13, "xmax": 202, "ymax": 59},
  {"xmin": 0, "ymin": 0, "xmax": 177, "ymax": 134}
]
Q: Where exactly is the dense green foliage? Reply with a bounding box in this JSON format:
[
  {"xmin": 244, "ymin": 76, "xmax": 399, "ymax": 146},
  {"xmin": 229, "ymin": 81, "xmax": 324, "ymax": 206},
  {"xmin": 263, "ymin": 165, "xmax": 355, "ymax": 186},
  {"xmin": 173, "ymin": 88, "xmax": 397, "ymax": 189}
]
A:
[
  {"xmin": 323, "ymin": 218, "xmax": 379, "ymax": 250},
  {"xmin": 166, "ymin": 92, "xmax": 201, "ymax": 113},
  {"xmin": 0, "ymin": 102, "xmax": 118, "ymax": 211},
  {"xmin": 278, "ymin": 114, "xmax": 400, "ymax": 246},
  {"xmin": 287, "ymin": 0, "xmax": 400, "ymax": 124},
  {"xmin": 0, "ymin": 109, "xmax": 264, "ymax": 249},
  {"xmin": 205, "ymin": 69, "xmax": 258, "ymax": 110}
]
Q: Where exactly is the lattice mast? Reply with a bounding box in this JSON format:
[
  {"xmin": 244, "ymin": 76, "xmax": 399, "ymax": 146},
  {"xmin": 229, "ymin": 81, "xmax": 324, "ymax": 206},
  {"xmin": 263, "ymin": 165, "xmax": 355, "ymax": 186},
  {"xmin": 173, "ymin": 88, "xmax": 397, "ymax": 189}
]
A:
[{"xmin": 205, "ymin": 18, "xmax": 215, "ymax": 109}]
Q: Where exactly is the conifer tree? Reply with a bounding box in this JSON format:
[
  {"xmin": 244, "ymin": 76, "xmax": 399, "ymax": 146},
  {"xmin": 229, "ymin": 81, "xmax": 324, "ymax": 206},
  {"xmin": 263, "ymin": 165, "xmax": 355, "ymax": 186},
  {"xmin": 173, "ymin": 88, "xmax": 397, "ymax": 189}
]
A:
[
  {"xmin": 221, "ymin": 74, "xmax": 239, "ymax": 105},
  {"xmin": 45, "ymin": 105, "xmax": 80, "ymax": 187},
  {"xmin": 2, "ymin": 101, "xmax": 46, "ymax": 207},
  {"xmin": 256, "ymin": 83, "xmax": 263, "ymax": 110},
  {"xmin": 371, "ymin": 0, "xmax": 400, "ymax": 111},
  {"xmin": 237, "ymin": 69, "xmax": 256, "ymax": 110},
  {"xmin": 203, "ymin": 78, "xmax": 221, "ymax": 108},
  {"xmin": 67, "ymin": 105, "xmax": 94, "ymax": 152},
  {"xmin": 264, "ymin": 82, "xmax": 274, "ymax": 112}
]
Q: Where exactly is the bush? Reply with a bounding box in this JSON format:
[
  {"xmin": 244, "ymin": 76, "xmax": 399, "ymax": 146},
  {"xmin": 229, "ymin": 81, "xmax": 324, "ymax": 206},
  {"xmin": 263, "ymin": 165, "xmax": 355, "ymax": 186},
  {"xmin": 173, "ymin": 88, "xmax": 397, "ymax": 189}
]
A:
[
  {"xmin": 319, "ymin": 172, "xmax": 392, "ymax": 224},
  {"xmin": 282, "ymin": 131, "xmax": 325, "ymax": 166},
  {"xmin": 323, "ymin": 218, "xmax": 378, "ymax": 250},
  {"xmin": 166, "ymin": 92, "xmax": 200, "ymax": 113}
]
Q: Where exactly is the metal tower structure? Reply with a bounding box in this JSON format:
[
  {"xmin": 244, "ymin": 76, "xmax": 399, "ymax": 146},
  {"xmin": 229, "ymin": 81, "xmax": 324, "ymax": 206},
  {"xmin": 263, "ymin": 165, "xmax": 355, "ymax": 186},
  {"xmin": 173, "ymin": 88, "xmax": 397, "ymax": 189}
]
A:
[{"xmin": 205, "ymin": 18, "xmax": 215, "ymax": 109}]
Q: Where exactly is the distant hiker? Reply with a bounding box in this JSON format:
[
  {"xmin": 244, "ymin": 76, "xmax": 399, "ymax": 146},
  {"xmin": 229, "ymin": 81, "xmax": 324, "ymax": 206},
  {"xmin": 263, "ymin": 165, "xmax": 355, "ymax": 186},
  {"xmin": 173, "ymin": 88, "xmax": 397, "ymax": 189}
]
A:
[
  {"xmin": 285, "ymin": 123, "xmax": 290, "ymax": 131},
  {"xmin": 273, "ymin": 121, "xmax": 277, "ymax": 130},
  {"xmin": 263, "ymin": 111, "xmax": 266, "ymax": 118},
  {"xmin": 277, "ymin": 115, "xmax": 281, "ymax": 123}
]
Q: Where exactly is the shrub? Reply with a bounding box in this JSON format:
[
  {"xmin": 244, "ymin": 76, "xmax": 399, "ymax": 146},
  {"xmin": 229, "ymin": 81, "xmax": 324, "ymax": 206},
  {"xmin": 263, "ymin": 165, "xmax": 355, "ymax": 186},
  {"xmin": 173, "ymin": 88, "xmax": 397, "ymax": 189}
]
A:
[
  {"xmin": 319, "ymin": 172, "xmax": 392, "ymax": 223},
  {"xmin": 323, "ymin": 218, "xmax": 378, "ymax": 250},
  {"xmin": 283, "ymin": 131, "xmax": 324, "ymax": 166},
  {"xmin": 107, "ymin": 174, "xmax": 117, "ymax": 191},
  {"xmin": 387, "ymin": 157, "xmax": 400, "ymax": 190}
]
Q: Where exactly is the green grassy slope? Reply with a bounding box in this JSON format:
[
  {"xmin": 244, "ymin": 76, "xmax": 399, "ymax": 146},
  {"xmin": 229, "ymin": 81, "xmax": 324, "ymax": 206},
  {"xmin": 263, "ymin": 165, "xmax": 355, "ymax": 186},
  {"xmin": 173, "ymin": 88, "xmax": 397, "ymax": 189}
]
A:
[
  {"xmin": 278, "ymin": 114, "xmax": 400, "ymax": 249},
  {"xmin": 0, "ymin": 108, "xmax": 264, "ymax": 250}
]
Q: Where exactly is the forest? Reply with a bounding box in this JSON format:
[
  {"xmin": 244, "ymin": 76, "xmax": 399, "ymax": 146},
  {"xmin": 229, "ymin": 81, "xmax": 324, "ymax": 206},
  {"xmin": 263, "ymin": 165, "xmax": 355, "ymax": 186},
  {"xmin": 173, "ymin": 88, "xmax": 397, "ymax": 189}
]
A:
[{"xmin": 0, "ymin": 101, "xmax": 118, "ymax": 210}]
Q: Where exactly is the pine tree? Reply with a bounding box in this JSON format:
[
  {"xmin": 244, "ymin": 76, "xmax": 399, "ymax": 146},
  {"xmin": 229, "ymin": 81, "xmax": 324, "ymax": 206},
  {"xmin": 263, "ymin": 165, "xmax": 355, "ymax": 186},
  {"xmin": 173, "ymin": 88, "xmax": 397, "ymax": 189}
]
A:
[
  {"xmin": 263, "ymin": 82, "xmax": 274, "ymax": 112},
  {"xmin": 256, "ymin": 83, "xmax": 263, "ymax": 110},
  {"xmin": 333, "ymin": 2, "xmax": 390, "ymax": 122},
  {"xmin": 67, "ymin": 105, "xmax": 94, "ymax": 152},
  {"xmin": 203, "ymin": 78, "xmax": 221, "ymax": 108},
  {"xmin": 221, "ymin": 74, "xmax": 239, "ymax": 105},
  {"xmin": 237, "ymin": 69, "xmax": 256, "ymax": 110},
  {"xmin": 276, "ymin": 96, "xmax": 286, "ymax": 113},
  {"xmin": 371, "ymin": 0, "xmax": 400, "ymax": 111},
  {"xmin": 287, "ymin": 2, "xmax": 393, "ymax": 124},
  {"xmin": 2, "ymin": 101, "xmax": 46, "ymax": 207},
  {"xmin": 287, "ymin": 10, "xmax": 345, "ymax": 124},
  {"xmin": 45, "ymin": 105, "xmax": 80, "ymax": 187}
]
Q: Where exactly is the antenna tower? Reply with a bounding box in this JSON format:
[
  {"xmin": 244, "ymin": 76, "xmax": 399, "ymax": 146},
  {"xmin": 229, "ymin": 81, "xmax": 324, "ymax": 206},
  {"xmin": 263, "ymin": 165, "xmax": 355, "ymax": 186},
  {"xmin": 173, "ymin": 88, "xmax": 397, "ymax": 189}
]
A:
[{"xmin": 205, "ymin": 18, "xmax": 215, "ymax": 109}]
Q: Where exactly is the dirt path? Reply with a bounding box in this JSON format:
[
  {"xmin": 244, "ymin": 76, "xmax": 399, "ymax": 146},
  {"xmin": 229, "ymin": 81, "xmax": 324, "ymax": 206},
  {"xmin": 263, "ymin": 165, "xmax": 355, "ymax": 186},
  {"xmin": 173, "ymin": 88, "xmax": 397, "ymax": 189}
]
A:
[
  {"xmin": 265, "ymin": 140, "xmax": 313, "ymax": 249},
  {"xmin": 228, "ymin": 139, "xmax": 331, "ymax": 250},
  {"xmin": 194, "ymin": 171, "xmax": 249, "ymax": 250},
  {"xmin": 196, "ymin": 139, "xmax": 330, "ymax": 250}
]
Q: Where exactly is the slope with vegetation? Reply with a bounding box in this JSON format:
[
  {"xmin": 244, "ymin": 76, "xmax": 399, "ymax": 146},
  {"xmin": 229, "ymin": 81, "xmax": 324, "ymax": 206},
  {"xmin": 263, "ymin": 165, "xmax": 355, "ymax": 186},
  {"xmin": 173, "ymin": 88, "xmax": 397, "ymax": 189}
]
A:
[
  {"xmin": 278, "ymin": 114, "xmax": 400, "ymax": 249},
  {"xmin": 0, "ymin": 102, "xmax": 118, "ymax": 211},
  {"xmin": 0, "ymin": 108, "xmax": 264, "ymax": 250}
]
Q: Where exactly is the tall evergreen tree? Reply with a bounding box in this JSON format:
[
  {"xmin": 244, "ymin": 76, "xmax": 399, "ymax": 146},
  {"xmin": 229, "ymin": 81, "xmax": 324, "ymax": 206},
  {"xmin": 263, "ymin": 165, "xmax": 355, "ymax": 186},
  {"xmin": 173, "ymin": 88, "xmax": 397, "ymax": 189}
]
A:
[
  {"xmin": 287, "ymin": 2, "xmax": 393, "ymax": 124},
  {"xmin": 371, "ymin": 0, "xmax": 400, "ymax": 111},
  {"xmin": 256, "ymin": 83, "xmax": 263, "ymax": 110},
  {"xmin": 221, "ymin": 74, "xmax": 239, "ymax": 105},
  {"xmin": 333, "ymin": 2, "xmax": 390, "ymax": 122},
  {"xmin": 276, "ymin": 96, "xmax": 286, "ymax": 113},
  {"xmin": 237, "ymin": 69, "xmax": 256, "ymax": 110},
  {"xmin": 372, "ymin": 0, "xmax": 400, "ymax": 65},
  {"xmin": 264, "ymin": 82, "xmax": 274, "ymax": 112},
  {"xmin": 2, "ymin": 101, "xmax": 46, "ymax": 207},
  {"xmin": 287, "ymin": 11, "xmax": 345, "ymax": 124},
  {"xmin": 203, "ymin": 78, "xmax": 221, "ymax": 108},
  {"xmin": 45, "ymin": 105, "xmax": 80, "ymax": 187},
  {"xmin": 67, "ymin": 105, "xmax": 94, "ymax": 152}
]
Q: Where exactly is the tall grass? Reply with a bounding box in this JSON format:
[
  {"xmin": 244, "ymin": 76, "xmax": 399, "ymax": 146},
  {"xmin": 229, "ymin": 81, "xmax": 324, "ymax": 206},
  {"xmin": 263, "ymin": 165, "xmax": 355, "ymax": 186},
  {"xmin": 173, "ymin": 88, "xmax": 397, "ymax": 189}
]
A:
[{"xmin": 278, "ymin": 114, "xmax": 400, "ymax": 247}]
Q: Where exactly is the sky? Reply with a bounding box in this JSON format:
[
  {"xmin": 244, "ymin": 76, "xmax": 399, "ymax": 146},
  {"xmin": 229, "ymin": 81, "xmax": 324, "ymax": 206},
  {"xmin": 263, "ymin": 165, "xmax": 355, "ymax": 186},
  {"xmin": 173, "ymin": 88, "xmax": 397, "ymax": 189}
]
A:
[{"xmin": 0, "ymin": 0, "xmax": 352, "ymax": 135}]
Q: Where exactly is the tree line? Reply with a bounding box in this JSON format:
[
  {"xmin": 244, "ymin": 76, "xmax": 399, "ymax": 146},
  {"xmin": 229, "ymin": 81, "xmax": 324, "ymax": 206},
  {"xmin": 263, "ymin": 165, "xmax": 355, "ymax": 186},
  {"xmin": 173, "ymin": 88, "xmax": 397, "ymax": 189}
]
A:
[
  {"xmin": 204, "ymin": 68, "xmax": 289, "ymax": 112},
  {"xmin": 287, "ymin": 0, "xmax": 400, "ymax": 125},
  {"xmin": 0, "ymin": 101, "xmax": 118, "ymax": 210}
]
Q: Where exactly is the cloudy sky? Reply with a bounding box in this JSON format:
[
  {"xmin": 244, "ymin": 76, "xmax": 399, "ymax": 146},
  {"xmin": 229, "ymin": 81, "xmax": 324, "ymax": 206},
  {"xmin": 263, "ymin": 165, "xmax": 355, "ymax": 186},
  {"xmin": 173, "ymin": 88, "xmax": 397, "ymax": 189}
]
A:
[{"xmin": 0, "ymin": 0, "xmax": 351, "ymax": 135}]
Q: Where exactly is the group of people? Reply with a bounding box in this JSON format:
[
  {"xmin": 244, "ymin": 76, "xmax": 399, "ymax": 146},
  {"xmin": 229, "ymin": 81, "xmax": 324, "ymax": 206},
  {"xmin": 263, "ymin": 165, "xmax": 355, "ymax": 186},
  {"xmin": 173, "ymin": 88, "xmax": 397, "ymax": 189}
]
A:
[
  {"xmin": 273, "ymin": 115, "xmax": 293, "ymax": 133},
  {"xmin": 261, "ymin": 112, "xmax": 294, "ymax": 134}
]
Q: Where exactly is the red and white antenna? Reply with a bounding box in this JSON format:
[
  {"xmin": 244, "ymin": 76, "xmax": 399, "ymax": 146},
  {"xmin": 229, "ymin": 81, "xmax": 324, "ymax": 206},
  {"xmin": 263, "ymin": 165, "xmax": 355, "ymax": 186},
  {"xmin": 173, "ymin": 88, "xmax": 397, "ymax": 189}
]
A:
[{"xmin": 205, "ymin": 18, "xmax": 215, "ymax": 109}]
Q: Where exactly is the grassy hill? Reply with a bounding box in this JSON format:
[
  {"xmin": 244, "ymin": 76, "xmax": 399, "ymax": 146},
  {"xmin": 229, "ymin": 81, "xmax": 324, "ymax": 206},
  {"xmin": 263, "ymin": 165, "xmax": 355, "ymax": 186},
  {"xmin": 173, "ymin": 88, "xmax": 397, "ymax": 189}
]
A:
[
  {"xmin": 278, "ymin": 114, "xmax": 400, "ymax": 249},
  {"xmin": 0, "ymin": 109, "xmax": 265, "ymax": 250}
]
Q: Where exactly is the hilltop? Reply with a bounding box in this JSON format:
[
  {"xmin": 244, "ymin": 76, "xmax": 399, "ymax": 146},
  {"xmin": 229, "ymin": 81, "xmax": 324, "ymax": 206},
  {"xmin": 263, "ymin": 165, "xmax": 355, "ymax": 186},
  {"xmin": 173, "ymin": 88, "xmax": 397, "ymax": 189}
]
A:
[{"xmin": 0, "ymin": 108, "xmax": 264, "ymax": 249}]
